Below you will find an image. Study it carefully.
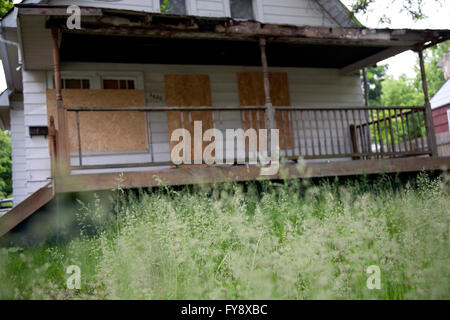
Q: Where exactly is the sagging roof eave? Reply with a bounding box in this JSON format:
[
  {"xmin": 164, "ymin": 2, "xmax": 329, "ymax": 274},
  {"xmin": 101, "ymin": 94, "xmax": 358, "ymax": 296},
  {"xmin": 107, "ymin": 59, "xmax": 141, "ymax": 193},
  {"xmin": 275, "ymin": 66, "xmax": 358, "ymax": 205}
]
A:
[
  {"xmin": 316, "ymin": 0, "xmax": 363, "ymax": 28},
  {"xmin": 16, "ymin": 5, "xmax": 449, "ymax": 46}
]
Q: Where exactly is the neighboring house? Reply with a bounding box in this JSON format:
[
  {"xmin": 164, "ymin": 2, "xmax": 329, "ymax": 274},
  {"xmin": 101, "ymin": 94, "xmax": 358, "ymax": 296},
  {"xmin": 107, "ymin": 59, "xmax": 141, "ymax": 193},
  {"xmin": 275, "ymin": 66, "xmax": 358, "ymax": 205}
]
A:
[
  {"xmin": 431, "ymin": 53, "xmax": 450, "ymax": 156},
  {"xmin": 431, "ymin": 80, "xmax": 450, "ymax": 134},
  {"xmin": 0, "ymin": 0, "xmax": 449, "ymax": 237},
  {"xmin": 431, "ymin": 53, "xmax": 450, "ymax": 134}
]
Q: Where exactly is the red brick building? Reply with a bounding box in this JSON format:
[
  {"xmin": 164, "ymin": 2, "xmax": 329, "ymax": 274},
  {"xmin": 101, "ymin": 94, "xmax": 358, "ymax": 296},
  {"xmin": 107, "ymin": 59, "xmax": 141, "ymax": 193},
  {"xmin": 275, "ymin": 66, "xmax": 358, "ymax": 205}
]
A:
[{"xmin": 431, "ymin": 80, "xmax": 450, "ymax": 134}]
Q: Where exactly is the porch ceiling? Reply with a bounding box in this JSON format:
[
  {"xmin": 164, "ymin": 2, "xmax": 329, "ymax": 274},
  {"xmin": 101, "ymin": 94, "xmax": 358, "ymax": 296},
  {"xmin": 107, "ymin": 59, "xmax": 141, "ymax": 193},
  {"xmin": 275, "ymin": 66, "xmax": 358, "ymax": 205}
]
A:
[{"xmin": 59, "ymin": 33, "xmax": 387, "ymax": 69}]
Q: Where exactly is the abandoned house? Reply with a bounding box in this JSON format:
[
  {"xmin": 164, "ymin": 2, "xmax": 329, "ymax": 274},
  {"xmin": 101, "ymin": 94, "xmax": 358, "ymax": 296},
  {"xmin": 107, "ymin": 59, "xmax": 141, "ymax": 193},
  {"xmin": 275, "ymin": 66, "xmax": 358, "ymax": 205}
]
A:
[{"xmin": 0, "ymin": 0, "xmax": 449, "ymax": 238}]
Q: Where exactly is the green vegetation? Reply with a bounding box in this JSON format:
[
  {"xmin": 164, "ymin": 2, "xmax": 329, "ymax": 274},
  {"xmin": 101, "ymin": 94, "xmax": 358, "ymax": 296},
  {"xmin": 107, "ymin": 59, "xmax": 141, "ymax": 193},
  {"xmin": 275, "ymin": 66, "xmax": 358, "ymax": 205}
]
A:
[
  {"xmin": 160, "ymin": 0, "xmax": 171, "ymax": 14},
  {"xmin": 0, "ymin": 173, "xmax": 449, "ymax": 300},
  {"xmin": 0, "ymin": 130, "xmax": 12, "ymax": 200},
  {"xmin": 0, "ymin": 0, "xmax": 13, "ymax": 18}
]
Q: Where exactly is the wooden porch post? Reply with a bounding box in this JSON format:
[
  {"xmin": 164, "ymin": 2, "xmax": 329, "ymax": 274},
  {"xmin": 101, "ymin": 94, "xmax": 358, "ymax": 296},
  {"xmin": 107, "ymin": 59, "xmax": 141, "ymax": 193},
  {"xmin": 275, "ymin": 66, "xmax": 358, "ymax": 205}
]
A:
[
  {"xmin": 418, "ymin": 49, "xmax": 438, "ymax": 157},
  {"xmin": 51, "ymin": 26, "xmax": 70, "ymax": 177},
  {"xmin": 259, "ymin": 38, "xmax": 276, "ymax": 131},
  {"xmin": 259, "ymin": 38, "xmax": 276, "ymax": 157}
]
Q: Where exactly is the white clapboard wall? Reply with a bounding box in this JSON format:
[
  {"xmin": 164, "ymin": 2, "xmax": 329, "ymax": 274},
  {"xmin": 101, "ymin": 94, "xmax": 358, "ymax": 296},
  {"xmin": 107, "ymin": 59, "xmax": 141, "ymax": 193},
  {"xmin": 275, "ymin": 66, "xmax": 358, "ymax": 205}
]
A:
[{"xmin": 48, "ymin": 0, "xmax": 342, "ymax": 26}]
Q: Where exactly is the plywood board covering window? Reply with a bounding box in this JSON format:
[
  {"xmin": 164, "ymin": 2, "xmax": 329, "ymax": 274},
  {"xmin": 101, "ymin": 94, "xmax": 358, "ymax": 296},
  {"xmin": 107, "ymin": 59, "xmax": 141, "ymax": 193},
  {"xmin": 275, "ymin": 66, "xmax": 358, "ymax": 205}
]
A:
[
  {"xmin": 165, "ymin": 75, "xmax": 215, "ymax": 164},
  {"xmin": 237, "ymin": 72, "xmax": 293, "ymax": 150},
  {"xmin": 46, "ymin": 89, "xmax": 147, "ymax": 153}
]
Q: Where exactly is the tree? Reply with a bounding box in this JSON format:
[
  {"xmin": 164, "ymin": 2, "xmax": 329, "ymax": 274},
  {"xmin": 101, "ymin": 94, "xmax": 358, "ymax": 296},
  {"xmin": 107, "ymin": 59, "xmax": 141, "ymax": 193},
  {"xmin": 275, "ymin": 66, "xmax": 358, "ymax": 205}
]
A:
[
  {"xmin": 0, "ymin": 1, "xmax": 13, "ymax": 200},
  {"xmin": 381, "ymin": 75, "xmax": 423, "ymax": 107},
  {"xmin": 346, "ymin": 0, "xmax": 443, "ymax": 23},
  {"xmin": 0, "ymin": 130, "xmax": 12, "ymax": 199},
  {"xmin": 0, "ymin": 0, "xmax": 13, "ymax": 17},
  {"xmin": 365, "ymin": 65, "xmax": 388, "ymax": 106}
]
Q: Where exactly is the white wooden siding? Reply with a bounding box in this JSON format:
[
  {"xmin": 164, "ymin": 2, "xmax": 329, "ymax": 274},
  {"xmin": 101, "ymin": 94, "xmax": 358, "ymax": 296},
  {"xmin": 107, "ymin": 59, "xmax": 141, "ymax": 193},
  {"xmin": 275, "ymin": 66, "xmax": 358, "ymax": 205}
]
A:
[
  {"xmin": 10, "ymin": 107, "xmax": 27, "ymax": 205},
  {"xmin": 47, "ymin": 0, "xmax": 340, "ymax": 26},
  {"xmin": 22, "ymin": 70, "xmax": 51, "ymax": 197},
  {"xmin": 197, "ymin": 0, "xmax": 226, "ymax": 17},
  {"xmin": 262, "ymin": 0, "xmax": 338, "ymax": 26},
  {"xmin": 49, "ymin": 0, "xmax": 155, "ymax": 12}
]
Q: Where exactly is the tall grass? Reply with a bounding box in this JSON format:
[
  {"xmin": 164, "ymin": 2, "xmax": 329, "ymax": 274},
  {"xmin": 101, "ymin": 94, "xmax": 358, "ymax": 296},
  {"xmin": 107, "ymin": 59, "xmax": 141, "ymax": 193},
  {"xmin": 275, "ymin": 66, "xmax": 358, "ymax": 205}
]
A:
[{"xmin": 0, "ymin": 173, "xmax": 449, "ymax": 300}]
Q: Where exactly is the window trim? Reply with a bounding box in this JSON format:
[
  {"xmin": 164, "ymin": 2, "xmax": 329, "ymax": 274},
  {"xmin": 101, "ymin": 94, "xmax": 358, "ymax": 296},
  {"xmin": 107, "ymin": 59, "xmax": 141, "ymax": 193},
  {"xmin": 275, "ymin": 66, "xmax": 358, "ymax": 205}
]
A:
[
  {"xmin": 46, "ymin": 71, "xmax": 99, "ymax": 89},
  {"xmin": 447, "ymin": 109, "xmax": 450, "ymax": 132},
  {"xmin": 47, "ymin": 71, "xmax": 144, "ymax": 90},
  {"xmin": 224, "ymin": 0, "xmax": 264, "ymax": 22},
  {"xmin": 99, "ymin": 72, "xmax": 144, "ymax": 90}
]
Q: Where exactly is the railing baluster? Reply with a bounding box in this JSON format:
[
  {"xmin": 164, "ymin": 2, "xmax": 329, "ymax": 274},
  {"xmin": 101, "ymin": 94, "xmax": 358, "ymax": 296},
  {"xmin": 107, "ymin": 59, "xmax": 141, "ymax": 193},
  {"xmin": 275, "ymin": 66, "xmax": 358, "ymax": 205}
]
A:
[
  {"xmin": 416, "ymin": 109, "xmax": 425, "ymax": 152},
  {"xmin": 404, "ymin": 111, "xmax": 414, "ymax": 152},
  {"xmin": 313, "ymin": 111, "xmax": 322, "ymax": 156},
  {"xmin": 352, "ymin": 109, "xmax": 361, "ymax": 157},
  {"xmin": 382, "ymin": 110, "xmax": 390, "ymax": 156},
  {"xmin": 357, "ymin": 110, "xmax": 366, "ymax": 158},
  {"xmin": 302, "ymin": 111, "xmax": 308, "ymax": 157},
  {"xmin": 327, "ymin": 110, "xmax": 335, "ymax": 156},
  {"xmin": 344, "ymin": 109, "xmax": 352, "ymax": 156},
  {"xmin": 388, "ymin": 109, "xmax": 396, "ymax": 155},
  {"xmin": 365, "ymin": 110, "xmax": 372, "ymax": 158},
  {"xmin": 75, "ymin": 111, "xmax": 82, "ymax": 167},
  {"xmin": 370, "ymin": 109, "xmax": 379, "ymax": 158},
  {"xmin": 309, "ymin": 111, "xmax": 316, "ymax": 157},
  {"xmin": 294, "ymin": 111, "xmax": 301, "ymax": 157},
  {"xmin": 410, "ymin": 108, "xmax": 420, "ymax": 152},
  {"xmin": 376, "ymin": 111, "xmax": 384, "ymax": 157},
  {"xmin": 321, "ymin": 110, "xmax": 329, "ymax": 156},
  {"xmin": 334, "ymin": 110, "xmax": 342, "ymax": 156},
  {"xmin": 393, "ymin": 109, "xmax": 401, "ymax": 153},
  {"xmin": 340, "ymin": 110, "xmax": 347, "ymax": 155}
]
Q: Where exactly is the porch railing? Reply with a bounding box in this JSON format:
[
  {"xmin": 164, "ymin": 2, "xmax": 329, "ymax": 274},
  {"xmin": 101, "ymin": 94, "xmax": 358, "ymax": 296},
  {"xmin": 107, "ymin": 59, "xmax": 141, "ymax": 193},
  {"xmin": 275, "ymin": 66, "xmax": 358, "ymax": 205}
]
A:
[
  {"xmin": 63, "ymin": 105, "xmax": 433, "ymax": 171},
  {"xmin": 275, "ymin": 106, "xmax": 431, "ymax": 160}
]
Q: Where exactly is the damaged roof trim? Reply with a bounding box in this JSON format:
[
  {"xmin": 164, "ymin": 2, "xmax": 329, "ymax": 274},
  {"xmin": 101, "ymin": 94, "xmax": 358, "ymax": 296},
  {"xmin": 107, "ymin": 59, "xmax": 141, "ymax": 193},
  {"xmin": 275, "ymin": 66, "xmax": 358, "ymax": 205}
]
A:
[
  {"xmin": 16, "ymin": 5, "xmax": 450, "ymax": 71},
  {"xmin": 23, "ymin": 6, "xmax": 449, "ymax": 47}
]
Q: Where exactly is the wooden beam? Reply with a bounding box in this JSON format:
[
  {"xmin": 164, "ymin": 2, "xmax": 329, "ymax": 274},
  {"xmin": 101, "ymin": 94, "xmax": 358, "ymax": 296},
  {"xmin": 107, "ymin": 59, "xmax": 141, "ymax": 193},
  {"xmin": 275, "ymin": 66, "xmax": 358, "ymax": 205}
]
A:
[
  {"xmin": 0, "ymin": 183, "xmax": 54, "ymax": 237},
  {"xmin": 55, "ymin": 157, "xmax": 450, "ymax": 194},
  {"xmin": 42, "ymin": 12, "xmax": 450, "ymax": 48},
  {"xmin": 418, "ymin": 49, "xmax": 439, "ymax": 157},
  {"xmin": 259, "ymin": 38, "xmax": 276, "ymax": 132},
  {"xmin": 340, "ymin": 46, "xmax": 411, "ymax": 75},
  {"xmin": 51, "ymin": 26, "xmax": 70, "ymax": 177}
]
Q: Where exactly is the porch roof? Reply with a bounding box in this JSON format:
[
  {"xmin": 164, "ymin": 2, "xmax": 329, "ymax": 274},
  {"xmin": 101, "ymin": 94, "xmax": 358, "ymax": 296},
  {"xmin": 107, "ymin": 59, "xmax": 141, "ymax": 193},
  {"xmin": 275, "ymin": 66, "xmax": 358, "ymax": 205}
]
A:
[{"xmin": 16, "ymin": 4, "xmax": 450, "ymax": 73}]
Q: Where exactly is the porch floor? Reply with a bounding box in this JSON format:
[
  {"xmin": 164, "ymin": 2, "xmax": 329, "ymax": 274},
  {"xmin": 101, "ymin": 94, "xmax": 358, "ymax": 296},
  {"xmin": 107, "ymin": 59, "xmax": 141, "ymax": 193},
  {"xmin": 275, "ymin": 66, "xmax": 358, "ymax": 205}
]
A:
[{"xmin": 56, "ymin": 157, "xmax": 450, "ymax": 194}]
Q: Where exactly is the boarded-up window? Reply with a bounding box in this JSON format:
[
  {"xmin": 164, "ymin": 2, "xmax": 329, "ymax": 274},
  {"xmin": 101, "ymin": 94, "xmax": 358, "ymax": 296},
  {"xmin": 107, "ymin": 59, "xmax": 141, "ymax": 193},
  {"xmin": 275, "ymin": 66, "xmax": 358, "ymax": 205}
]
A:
[
  {"xmin": 237, "ymin": 72, "xmax": 293, "ymax": 150},
  {"xmin": 230, "ymin": 0, "xmax": 254, "ymax": 20},
  {"xmin": 46, "ymin": 89, "xmax": 147, "ymax": 153},
  {"xmin": 61, "ymin": 79, "xmax": 90, "ymax": 89},
  {"xmin": 160, "ymin": 0, "xmax": 186, "ymax": 15},
  {"xmin": 165, "ymin": 75, "xmax": 215, "ymax": 164},
  {"xmin": 103, "ymin": 79, "xmax": 136, "ymax": 90}
]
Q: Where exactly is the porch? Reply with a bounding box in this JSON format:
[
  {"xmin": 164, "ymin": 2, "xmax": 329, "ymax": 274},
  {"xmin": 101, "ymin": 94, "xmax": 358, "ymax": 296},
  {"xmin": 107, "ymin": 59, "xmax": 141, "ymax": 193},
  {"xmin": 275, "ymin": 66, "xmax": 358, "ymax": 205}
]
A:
[
  {"xmin": 38, "ymin": 7, "xmax": 449, "ymax": 192},
  {"xmin": 49, "ymin": 102, "xmax": 447, "ymax": 193}
]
